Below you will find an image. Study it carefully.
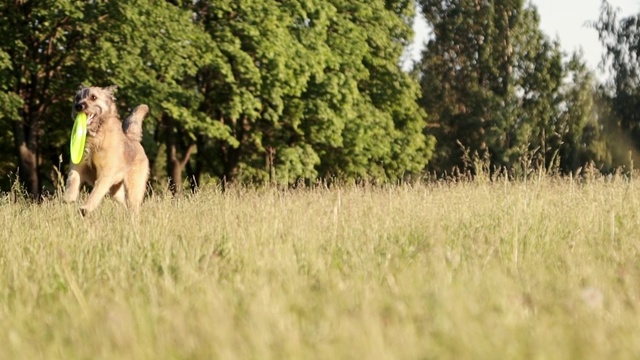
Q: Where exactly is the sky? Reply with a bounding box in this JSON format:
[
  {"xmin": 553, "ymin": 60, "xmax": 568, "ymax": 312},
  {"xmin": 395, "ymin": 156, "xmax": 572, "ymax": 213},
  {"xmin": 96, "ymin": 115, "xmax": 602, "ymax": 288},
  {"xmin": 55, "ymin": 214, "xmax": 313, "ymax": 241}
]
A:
[{"xmin": 406, "ymin": 0, "xmax": 640, "ymax": 78}]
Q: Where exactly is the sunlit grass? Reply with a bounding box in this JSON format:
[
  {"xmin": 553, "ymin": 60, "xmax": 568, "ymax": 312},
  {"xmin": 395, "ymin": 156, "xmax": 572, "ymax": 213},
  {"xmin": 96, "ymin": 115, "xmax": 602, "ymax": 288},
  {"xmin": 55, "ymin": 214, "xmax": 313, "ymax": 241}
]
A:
[{"xmin": 2, "ymin": 176, "xmax": 640, "ymax": 359}]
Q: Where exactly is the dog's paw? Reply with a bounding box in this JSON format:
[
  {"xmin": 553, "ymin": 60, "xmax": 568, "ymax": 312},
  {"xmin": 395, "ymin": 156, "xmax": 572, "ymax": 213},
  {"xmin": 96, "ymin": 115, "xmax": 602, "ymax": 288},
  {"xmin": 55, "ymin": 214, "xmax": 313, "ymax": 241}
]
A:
[{"xmin": 79, "ymin": 206, "xmax": 90, "ymax": 217}]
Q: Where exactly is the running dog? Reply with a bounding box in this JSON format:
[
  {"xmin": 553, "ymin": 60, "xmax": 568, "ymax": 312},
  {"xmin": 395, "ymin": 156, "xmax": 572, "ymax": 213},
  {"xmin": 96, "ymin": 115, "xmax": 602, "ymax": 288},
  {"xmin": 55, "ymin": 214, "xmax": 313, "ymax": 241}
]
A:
[{"xmin": 63, "ymin": 85, "xmax": 149, "ymax": 215}]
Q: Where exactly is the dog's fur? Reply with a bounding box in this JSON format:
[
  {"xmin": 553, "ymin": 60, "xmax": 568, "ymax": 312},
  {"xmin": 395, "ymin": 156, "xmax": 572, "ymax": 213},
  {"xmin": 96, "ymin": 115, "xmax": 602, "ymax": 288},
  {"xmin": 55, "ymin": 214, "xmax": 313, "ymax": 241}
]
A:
[{"xmin": 63, "ymin": 85, "xmax": 149, "ymax": 215}]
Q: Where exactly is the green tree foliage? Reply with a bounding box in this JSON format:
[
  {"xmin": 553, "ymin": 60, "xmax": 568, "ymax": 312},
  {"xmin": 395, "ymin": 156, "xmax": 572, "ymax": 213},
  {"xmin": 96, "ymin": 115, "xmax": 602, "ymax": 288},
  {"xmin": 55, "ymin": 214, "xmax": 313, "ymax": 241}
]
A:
[
  {"xmin": 192, "ymin": 0, "xmax": 433, "ymax": 186},
  {"xmin": 417, "ymin": 0, "xmax": 603, "ymax": 174},
  {"xmin": 191, "ymin": 0, "xmax": 328, "ymax": 184},
  {"xmin": 322, "ymin": 0, "xmax": 435, "ymax": 181}
]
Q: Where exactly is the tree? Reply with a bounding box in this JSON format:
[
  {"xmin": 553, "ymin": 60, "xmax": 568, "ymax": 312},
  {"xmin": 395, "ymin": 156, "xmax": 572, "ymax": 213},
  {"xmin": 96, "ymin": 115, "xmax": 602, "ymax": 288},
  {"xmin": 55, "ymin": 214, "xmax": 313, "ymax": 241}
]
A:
[
  {"xmin": 418, "ymin": 0, "xmax": 523, "ymax": 172},
  {"xmin": 317, "ymin": 0, "xmax": 435, "ymax": 181},
  {"xmin": 0, "ymin": 49, "xmax": 22, "ymax": 188},
  {"xmin": 417, "ymin": 0, "xmax": 603, "ymax": 174},
  {"xmin": 192, "ymin": 0, "xmax": 433, "ymax": 185},
  {"xmin": 0, "ymin": 1, "xmax": 94, "ymax": 197},
  {"xmin": 592, "ymin": 0, "xmax": 640, "ymax": 161},
  {"xmin": 191, "ymin": 0, "xmax": 326, "ymax": 184},
  {"xmin": 507, "ymin": 6, "xmax": 564, "ymax": 169},
  {"xmin": 554, "ymin": 53, "xmax": 600, "ymax": 172}
]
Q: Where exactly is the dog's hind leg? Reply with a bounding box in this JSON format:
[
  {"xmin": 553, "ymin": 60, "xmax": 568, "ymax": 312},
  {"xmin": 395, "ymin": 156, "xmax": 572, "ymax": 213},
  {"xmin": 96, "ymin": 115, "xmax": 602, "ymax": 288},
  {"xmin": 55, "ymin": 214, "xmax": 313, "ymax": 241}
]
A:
[
  {"xmin": 64, "ymin": 168, "xmax": 82, "ymax": 203},
  {"xmin": 124, "ymin": 169, "xmax": 148, "ymax": 213},
  {"xmin": 110, "ymin": 182, "xmax": 127, "ymax": 207}
]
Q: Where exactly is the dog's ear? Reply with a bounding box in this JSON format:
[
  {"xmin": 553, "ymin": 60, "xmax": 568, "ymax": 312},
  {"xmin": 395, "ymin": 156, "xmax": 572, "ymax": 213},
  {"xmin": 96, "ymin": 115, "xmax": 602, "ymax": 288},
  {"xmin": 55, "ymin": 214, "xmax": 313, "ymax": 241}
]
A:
[
  {"xmin": 105, "ymin": 85, "xmax": 118, "ymax": 101},
  {"xmin": 77, "ymin": 84, "xmax": 88, "ymax": 92}
]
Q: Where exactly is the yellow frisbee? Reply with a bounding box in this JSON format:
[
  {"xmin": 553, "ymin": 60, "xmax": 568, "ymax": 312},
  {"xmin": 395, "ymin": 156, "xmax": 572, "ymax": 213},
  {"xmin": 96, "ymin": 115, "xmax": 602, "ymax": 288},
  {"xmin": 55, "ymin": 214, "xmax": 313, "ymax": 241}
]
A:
[{"xmin": 70, "ymin": 112, "xmax": 87, "ymax": 164}]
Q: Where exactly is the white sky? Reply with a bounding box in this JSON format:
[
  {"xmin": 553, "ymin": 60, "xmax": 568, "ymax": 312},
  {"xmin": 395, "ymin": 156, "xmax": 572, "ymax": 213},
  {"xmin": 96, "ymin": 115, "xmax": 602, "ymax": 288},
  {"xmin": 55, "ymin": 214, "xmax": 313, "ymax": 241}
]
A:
[{"xmin": 406, "ymin": 0, "xmax": 640, "ymax": 79}]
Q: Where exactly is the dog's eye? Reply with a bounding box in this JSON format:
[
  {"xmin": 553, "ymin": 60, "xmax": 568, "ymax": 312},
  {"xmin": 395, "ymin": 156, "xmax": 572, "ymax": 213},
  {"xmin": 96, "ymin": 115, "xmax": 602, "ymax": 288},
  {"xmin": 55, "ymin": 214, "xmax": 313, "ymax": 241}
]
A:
[{"xmin": 90, "ymin": 95, "xmax": 97, "ymax": 101}]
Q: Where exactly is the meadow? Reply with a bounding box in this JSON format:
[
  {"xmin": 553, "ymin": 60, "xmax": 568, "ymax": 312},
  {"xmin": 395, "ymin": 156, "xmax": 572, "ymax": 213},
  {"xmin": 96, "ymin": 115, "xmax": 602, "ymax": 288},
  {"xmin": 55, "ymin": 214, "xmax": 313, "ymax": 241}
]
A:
[{"xmin": 2, "ymin": 174, "xmax": 640, "ymax": 359}]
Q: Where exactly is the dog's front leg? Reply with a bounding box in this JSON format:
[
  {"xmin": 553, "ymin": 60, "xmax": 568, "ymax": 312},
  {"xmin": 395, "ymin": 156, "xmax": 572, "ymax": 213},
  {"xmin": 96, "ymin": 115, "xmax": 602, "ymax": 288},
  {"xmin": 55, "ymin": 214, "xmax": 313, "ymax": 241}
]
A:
[
  {"xmin": 64, "ymin": 168, "xmax": 82, "ymax": 203},
  {"xmin": 80, "ymin": 175, "xmax": 114, "ymax": 216}
]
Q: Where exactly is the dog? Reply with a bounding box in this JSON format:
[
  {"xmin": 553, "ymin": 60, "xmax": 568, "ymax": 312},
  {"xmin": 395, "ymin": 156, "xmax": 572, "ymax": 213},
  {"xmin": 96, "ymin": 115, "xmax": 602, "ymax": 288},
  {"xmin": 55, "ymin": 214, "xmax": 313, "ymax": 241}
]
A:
[{"xmin": 63, "ymin": 85, "xmax": 149, "ymax": 215}]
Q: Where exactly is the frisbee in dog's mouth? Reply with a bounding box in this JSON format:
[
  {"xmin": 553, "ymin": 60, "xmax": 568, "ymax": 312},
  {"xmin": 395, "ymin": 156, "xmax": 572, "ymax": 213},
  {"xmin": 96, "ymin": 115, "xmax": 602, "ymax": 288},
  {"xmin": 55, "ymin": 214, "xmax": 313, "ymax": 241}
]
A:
[{"xmin": 70, "ymin": 112, "xmax": 88, "ymax": 164}]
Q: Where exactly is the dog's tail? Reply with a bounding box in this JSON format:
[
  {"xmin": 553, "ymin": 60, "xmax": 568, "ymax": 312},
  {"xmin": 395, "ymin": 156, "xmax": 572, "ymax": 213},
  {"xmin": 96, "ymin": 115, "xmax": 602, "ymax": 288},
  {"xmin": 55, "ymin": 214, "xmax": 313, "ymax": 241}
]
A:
[{"xmin": 123, "ymin": 104, "xmax": 148, "ymax": 143}]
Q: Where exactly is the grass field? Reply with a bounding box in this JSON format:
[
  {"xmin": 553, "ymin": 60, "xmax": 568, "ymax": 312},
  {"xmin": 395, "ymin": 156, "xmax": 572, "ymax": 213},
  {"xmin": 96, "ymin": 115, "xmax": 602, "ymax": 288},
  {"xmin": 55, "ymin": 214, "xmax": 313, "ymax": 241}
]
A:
[{"xmin": 2, "ymin": 175, "xmax": 640, "ymax": 359}]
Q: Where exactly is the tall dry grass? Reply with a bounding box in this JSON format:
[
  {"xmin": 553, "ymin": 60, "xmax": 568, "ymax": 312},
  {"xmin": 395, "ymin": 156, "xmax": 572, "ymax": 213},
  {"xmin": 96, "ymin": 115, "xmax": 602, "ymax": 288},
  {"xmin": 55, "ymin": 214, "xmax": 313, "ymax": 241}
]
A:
[{"xmin": 2, "ymin": 175, "xmax": 640, "ymax": 359}]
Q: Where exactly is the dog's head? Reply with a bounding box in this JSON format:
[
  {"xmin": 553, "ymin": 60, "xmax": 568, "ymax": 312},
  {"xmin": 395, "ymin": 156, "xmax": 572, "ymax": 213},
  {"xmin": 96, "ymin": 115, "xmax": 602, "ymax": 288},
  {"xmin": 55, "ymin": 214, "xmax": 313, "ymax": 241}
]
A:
[{"xmin": 72, "ymin": 85, "xmax": 118, "ymax": 130}]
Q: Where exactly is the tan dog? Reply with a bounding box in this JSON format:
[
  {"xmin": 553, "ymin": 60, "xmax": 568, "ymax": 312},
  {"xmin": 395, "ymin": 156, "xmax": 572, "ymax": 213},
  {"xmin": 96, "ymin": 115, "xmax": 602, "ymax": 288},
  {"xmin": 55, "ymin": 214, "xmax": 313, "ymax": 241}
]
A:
[{"xmin": 63, "ymin": 85, "xmax": 149, "ymax": 215}]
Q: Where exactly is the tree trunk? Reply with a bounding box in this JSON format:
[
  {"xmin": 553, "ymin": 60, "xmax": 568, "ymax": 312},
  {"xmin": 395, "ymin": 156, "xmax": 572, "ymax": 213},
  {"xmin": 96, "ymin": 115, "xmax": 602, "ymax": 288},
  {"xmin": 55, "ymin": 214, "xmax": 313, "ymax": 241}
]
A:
[
  {"xmin": 13, "ymin": 118, "xmax": 40, "ymax": 199},
  {"xmin": 220, "ymin": 116, "xmax": 247, "ymax": 186},
  {"xmin": 220, "ymin": 143, "xmax": 239, "ymax": 186},
  {"xmin": 164, "ymin": 114, "xmax": 195, "ymax": 195},
  {"xmin": 167, "ymin": 146, "xmax": 183, "ymax": 195},
  {"xmin": 187, "ymin": 134, "xmax": 206, "ymax": 193}
]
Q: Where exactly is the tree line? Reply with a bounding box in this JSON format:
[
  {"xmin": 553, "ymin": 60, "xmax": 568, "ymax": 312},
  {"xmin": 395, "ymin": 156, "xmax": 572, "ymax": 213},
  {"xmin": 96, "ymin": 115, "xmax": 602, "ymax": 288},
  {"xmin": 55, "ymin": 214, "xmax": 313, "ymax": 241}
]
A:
[{"xmin": 0, "ymin": 0, "xmax": 638, "ymax": 197}]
